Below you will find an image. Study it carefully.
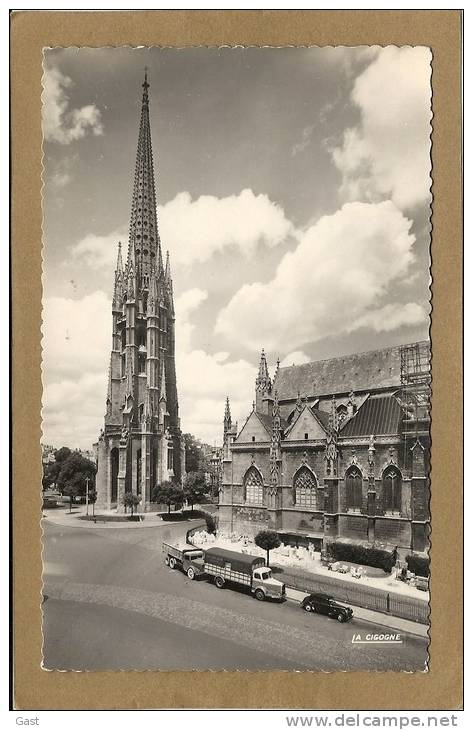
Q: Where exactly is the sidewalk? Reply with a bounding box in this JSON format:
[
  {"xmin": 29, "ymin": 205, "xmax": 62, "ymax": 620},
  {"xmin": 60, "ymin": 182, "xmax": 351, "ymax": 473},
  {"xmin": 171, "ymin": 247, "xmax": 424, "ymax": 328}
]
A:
[
  {"xmin": 42, "ymin": 506, "xmax": 204, "ymax": 530},
  {"xmin": 285, "ymin": 586, "xmax": 429, "ymax": 639}
]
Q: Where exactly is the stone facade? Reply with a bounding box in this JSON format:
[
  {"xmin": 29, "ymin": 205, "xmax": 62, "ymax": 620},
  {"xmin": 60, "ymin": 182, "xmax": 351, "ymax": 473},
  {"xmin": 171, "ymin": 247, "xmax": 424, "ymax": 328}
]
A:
[
  {"xmin": 219, "ymin": 344, "xmax": 430, "ymax": 557},
  {"xmin": 96, "ymin": 73, "xmax": 185, "ymax": 512}
]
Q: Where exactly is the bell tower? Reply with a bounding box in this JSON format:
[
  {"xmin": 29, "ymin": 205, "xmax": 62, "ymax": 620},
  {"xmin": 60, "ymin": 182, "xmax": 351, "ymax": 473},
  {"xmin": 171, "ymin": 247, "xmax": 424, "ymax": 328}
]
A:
[{"xmin": 96, "ymin": 71, "xmax": 184, "ymax": 511}]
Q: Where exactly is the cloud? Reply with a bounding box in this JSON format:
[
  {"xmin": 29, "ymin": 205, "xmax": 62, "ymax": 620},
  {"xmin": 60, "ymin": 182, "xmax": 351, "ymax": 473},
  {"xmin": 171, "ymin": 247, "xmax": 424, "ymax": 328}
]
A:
[
  {"xmin": 42, "ymin": 291, "xmax": 111, "ymax": 384},
  {"xmin": 159, "ymin": 189, "xmax": 294, "ymax": 266},
  {"xmin": 70, "ymin": 227, "xmax": 127, "ymax": 272},
  {"xmin": 41, "ymin": 291, "xmax": 113, "ymax": 449},
  {"xmin": 280, "ymin": 351, "xmax": 311, "ymax": 367},
  {"xmin": 70, "ymin": 188, "xmax": 293, "ymax": 273},
  {"xmin": 331, "ymin": 46, "xmax": 432, "ymax": 210},
  {"xmin": 42, "ymin": 372, "xmax": 107, "ymax": 450},
  {"xmin": 348, "ymin": 302, "xmax": 427, "ymax": 333},
  {"xmin": 174, "ymin": 289, "xmax": 256, "ymax": 443},
  {"xmin": 216, "ymin": 200, "xmax": 420, "ymax": 352},
  {"xmin": 42, "ymin": 65, "xmax": 104, "ymax": 145}
]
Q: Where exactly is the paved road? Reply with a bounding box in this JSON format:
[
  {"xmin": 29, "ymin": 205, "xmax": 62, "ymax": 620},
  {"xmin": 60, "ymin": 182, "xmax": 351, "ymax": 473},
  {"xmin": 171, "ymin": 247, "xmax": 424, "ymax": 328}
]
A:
[{"xmin": 42, "ymin": 519, "xmax": 429, "ymax": 671}]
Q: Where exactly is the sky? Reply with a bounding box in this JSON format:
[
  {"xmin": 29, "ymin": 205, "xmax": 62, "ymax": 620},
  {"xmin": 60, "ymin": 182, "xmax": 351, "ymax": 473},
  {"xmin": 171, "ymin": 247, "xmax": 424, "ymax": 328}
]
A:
[{"xmin": 41, "ymin": 46, "xmax": 432, "ymax": 450}]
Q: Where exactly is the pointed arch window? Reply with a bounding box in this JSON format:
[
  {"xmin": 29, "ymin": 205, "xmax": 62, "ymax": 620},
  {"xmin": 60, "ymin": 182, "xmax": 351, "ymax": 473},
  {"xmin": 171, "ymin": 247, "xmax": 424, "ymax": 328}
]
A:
[
  {"xmin": 294, "ymin": 467, "xmax": 318, "ymax": 508},
  {"xmin": 337, "ymin": 404, "xmax": 348, "ymax": 425},
  {"xmin": 383, "ymin": 466, "xmax": 402, "ymax": 513},
  {"xmin": 345, "ymin": 466, "xmax": 362, "ymax": 511},
  {"xmin": 244, "ymin": 466, "xmax": 263, "ymax": 505}
]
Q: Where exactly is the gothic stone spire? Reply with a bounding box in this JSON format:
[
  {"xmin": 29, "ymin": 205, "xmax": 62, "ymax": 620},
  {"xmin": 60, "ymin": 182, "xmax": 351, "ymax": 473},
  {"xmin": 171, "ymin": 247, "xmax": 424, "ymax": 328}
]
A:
[
  {"xmin": 223, "ymin": 396, "xmax": 232, "ymax": 436},
  {"xmin": 127, "ymin": 71, "xmax": 163, "ymax": 280},
  {"xmin": 255, "ymin": 348, "xmax": 271, "ymax": 393},
  {"xmin": 112, "ymin": 241, "xmax": 124, "ymax": 309}
]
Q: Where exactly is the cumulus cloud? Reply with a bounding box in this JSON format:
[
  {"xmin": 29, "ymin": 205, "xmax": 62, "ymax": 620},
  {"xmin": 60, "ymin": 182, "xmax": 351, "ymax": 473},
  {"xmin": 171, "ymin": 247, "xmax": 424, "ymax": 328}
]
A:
[
  {"xmin": 216, "ymin": 200, "xmax": 421, "ymax": 352},
  {"xmin": 159, "ymin": 189, "xmax": 294, "ymax": 266},
  {"xmin": 42, "ymin": 291, "xmax": 111, "ymax": 384},
  {"xmin": 174, "ymin": 289, "xmax": 256, "ymax": 443},
  {"xmin": 42, "ymin": 65, "xmax": 104, "ymax": 145},
  {"xmin": 331, "ymin": 46, "xmax": 432, "ymax": 210},
  {"xmin": 70, "ymin": 189, "xmax": 292, "ymax": 273},
  {"xmin": 41, "ymin": 291, "xmax": 113, "ymax": 448},
  {"xmin": 42, "ymin": 372, "xmax": 107, "ymax": 449},
  {"xmin": 71, "ymin": 227, "xmax": 127, "ymax": 272},
  {"xmin": 348, "ymin": 302, "xmax": 427, "ymax": 333}
]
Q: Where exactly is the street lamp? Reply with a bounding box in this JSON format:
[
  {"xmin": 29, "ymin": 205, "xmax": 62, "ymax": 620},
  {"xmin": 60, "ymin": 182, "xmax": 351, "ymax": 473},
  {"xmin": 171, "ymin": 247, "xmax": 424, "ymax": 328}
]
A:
[{"xmin": 85, "ymin": 476, "xmax": 90, "ymax": 516}]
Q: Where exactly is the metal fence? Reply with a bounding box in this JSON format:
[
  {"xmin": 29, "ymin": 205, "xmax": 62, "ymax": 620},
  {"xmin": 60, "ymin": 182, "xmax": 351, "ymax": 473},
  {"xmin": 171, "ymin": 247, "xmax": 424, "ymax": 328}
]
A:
[{"xmin": 280, "ymin": 567, "xmax": 430, "ymax": 625}]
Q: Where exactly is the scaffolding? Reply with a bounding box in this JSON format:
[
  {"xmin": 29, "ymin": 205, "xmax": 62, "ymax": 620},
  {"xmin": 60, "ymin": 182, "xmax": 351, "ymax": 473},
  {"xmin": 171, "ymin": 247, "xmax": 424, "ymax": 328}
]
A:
[{"xmin": 399, "ymin": 342, "xmax": 431, "ymax": 435}]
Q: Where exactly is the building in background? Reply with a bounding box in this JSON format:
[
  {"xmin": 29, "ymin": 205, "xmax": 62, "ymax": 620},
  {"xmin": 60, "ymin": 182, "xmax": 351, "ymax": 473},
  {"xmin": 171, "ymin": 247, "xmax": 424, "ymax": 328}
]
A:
[
  {"xmin": 96, "ymin": 73, "xmax": 184, "ymax": 511},
  {"xmin": 219, "ymin": 342, "xmax": 431, "ymax": 557}
]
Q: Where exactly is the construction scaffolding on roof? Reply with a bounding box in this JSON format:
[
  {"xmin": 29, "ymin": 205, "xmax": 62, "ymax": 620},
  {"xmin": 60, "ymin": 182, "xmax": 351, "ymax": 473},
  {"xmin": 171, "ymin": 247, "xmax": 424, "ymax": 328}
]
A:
[{"xmin": 399, "ymin": 342, "xmax": 431, "ymax": 437}]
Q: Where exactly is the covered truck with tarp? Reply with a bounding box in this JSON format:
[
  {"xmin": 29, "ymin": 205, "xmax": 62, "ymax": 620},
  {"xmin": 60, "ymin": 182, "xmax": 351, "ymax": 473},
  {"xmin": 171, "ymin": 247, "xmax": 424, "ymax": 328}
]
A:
[
  {"xmin": 162, "ymin": 543, "xmax": 286, "ymax": 601},
  {"xmin": 202, "ymin": 547, "xmax": 286, "ymax": 601}
]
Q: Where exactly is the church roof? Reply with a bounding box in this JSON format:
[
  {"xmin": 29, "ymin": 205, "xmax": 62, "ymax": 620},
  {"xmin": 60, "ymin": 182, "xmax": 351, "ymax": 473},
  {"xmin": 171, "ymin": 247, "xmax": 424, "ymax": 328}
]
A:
[
  {"xmin": 340, "ymin": 394, "xmax": 402, "ymax": 437},
  {"xmin": 274, "ymin": 342, "xmax": 429, "ymax": 400}
]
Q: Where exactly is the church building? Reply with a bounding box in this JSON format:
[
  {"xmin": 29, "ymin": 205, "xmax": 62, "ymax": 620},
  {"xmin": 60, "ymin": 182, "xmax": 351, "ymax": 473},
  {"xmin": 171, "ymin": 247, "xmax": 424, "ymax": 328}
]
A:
[
  {"xmin": 219, "ymin": 342, "xmax": 431, "ymax": 557},
  {"xmin": 96, "ymin": 73, "xmax": 184, "ymax": 511}
]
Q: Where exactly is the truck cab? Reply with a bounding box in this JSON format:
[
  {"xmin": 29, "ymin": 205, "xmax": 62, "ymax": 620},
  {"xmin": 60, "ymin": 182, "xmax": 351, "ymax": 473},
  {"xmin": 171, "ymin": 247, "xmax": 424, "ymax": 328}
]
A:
[
  {"xmin": 162, "ymin": 541, "xmax": 205, "ymax": 579},
  {"xmin": 251, "ymin": 566, "xmax": 286, "ymax": 601}
]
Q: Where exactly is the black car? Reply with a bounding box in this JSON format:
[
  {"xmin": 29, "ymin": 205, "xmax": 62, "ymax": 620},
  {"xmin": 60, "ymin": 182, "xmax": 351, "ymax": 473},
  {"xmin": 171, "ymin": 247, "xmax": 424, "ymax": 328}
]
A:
[{"xmin": 301, "ymin": 592, "xmax": 353, "ymax": 622}]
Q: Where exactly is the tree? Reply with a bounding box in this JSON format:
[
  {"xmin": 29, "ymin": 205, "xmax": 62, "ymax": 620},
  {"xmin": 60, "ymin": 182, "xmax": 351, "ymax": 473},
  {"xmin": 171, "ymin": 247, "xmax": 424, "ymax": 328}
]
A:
[
  {"xmin": 62, "ymin": 483, "xmax": 79, "ymax": 513},
  {"xmin": 42, "ymin": 446, "xmax": 72, "ymax": 490},
  {"xmin": 56, "ymin": 453, "xmax": 96, "ymax": 497},
  {"xmin": 183, "ymin": 433, "xmax": 203, "ymax": 473},
  {"xmin": 183, "ymin": 471, "xmax": 209, "ymax": 511},
  {"xmin": 152, "ymin": 481, "xmax": 183, "ymax": 514},
  {"xmin": 42, "ymin": 464, "xmax": 57, "ymax": 491},
  {"xmin": 123, "ymin": 493, "xmax": 141, "ymax": 516},
  {"xmin": 254, "ymin": 530, "xmax": 281, "ymax": 567},
  {"xmin": 55, "ymin": 446, "xmax": 72, "ymax": 464}
]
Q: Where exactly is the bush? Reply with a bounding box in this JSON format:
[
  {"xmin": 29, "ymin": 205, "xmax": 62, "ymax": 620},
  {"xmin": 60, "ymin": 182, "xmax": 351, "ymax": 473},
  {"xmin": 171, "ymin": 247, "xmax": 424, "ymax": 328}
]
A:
[
  {"xmin": 327, "ymin": 540, "xmax": 396, "ymax": 573},
  {"xmin": 406, "ymin": 554, "xmax": 430, "ymax": 577},
  {"xmin": 203, "ymin": 511, "xmax": 217, "ymax": 535}
]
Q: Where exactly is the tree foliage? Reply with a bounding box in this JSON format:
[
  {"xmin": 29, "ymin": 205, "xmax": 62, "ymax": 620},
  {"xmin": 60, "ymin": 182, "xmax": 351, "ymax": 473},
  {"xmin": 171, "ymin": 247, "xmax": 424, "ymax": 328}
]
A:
[
  {"xmin": 406, "ymin": 553, "xmax": 429, "ymax": 577},
  {"xmin": 123, "ymin": 493, "xmax": 141, "ymax": 516},
  {"xmin": 56, "ymin": 453, "xmax": 96, "ymax": 496},
  {"xmin": 255, "ymin": 530, "xmax": 281, "ymax": 567},
  {"xmin": 152, "ymin": 481, "xmax": 184, "ymax": 514},
  {"xmin": 183, "ymin": 471, "xmax": 209, "ymax": 510},
  {"xmin": 183, "ymin": 433, "xmax": 204, "ymax": 473}
]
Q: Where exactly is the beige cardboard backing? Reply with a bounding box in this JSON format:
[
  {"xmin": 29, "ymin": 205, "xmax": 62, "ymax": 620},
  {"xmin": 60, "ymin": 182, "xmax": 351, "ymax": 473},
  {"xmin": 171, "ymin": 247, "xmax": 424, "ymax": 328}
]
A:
[{"xmin": 11, "ymin": 10, "xmax": 463, "ymax": 710}]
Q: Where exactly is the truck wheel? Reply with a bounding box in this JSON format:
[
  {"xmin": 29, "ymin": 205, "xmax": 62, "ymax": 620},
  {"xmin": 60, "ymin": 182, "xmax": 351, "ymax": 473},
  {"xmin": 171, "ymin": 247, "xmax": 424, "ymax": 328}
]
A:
[
  {"xmin": 337, "ymin": 613, "xmax": 345, "ymax": 623},
  {"xmin": 254, "ymin": 589, "xmax": 265, "ymax": 601},
  {"xmin": 169, "ymin": 557, "xmax": 176, "ymax": 569},
  {"xmin": 164, "ymin": 556, "xmax": 169, "ymax": 566},
  {"xmin": 215, "ymin": 576, "xmax": 225, "ymax": 589},
  {"xmin": 304, "ymin": 603, "xmax": 312, "ymax": 613},
  {"xmin": 187, "ymin": 567, "xmax": 195, "ymax": 580}
]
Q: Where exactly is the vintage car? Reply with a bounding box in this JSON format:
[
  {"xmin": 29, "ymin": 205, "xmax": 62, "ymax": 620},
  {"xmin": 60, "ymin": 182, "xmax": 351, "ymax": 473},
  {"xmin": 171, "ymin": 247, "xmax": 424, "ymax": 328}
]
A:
[{"xmin": 301, "ymin": 592, "xmax": 354, "ymax": 622}]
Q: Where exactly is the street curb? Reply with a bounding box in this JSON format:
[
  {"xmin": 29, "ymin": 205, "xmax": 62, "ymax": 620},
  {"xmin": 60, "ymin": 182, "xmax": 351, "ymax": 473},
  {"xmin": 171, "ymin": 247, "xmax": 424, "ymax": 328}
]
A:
[{"xmin": 42, "ymin": 515, "xmax": 205, "ymax": 530}]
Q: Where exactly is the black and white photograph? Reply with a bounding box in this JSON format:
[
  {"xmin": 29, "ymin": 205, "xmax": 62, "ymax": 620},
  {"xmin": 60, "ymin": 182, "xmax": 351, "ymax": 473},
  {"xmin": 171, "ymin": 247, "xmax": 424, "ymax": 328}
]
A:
[{"xmin": 40, "ymin": 45, "xmax": 432, "ymax": 672}]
